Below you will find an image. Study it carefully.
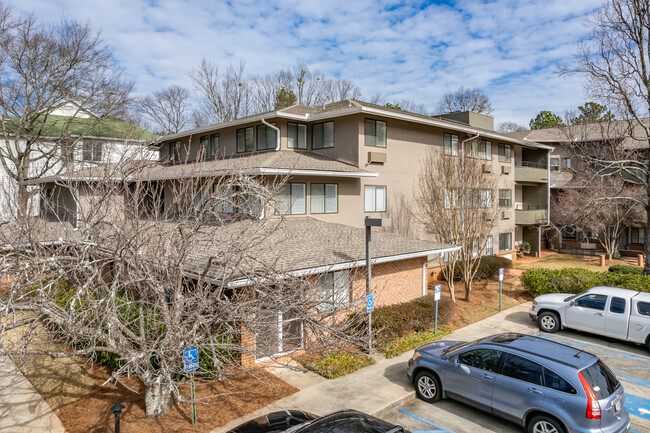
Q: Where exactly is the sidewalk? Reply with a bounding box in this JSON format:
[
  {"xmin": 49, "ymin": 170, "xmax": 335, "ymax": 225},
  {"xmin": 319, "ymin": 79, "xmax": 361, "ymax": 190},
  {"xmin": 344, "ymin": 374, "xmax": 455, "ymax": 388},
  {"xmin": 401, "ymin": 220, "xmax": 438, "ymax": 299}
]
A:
[
  {"xmin": 0, "ymin": 356, "xmax": 65, "ymax": 433},
  {"xmin": 214, "ymin": 302, "xmax": 535, "ymax": 433}
]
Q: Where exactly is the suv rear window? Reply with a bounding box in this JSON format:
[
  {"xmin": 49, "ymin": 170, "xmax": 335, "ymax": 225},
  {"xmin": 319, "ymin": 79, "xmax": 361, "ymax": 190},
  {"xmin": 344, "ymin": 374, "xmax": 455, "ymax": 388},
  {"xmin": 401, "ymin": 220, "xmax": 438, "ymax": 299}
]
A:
[{"xmin": 581, "ymin": 360, "xmax": 620, "ymax": 399}]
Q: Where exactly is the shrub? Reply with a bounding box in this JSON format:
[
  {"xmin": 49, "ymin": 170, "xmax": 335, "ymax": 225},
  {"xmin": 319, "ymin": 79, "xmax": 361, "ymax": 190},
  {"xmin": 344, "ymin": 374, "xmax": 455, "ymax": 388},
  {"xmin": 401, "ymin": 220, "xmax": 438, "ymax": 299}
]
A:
[
  {"xmin": 355, "ymin": 295, "xmax": 454, "ymax": 344},
  {"xmin": 302, "ymin": 351, "xmax": 375, "ymax": 379},
  {"xmin": 520, "ymin": 242, "xmax": 531, "ymax": 253},
  {"xmin": 613, "ymin": 250, "xmax": 621, "ymax": 260},
  {"xmin": 608, "ymin": 265, "xmax": 644, "ymax": 275},
  {"xmin": 453, "ymin": 255, "xmax": 513, "ymax": 281},
  {"xmin": 521, "ymin": 267, "xmax": 650, "ymax": 296},
  {"xmin": 382, "ymin": 328, "xmax": 452, "ymax": 359}
]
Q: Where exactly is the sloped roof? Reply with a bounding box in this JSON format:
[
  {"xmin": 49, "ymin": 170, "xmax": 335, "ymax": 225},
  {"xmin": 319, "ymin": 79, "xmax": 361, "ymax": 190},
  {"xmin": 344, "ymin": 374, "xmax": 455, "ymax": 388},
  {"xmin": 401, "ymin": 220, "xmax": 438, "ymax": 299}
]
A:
[
  {"xmin": 2, "ymin": 115, "xmax": 157, "ymax": 141},
  {"xmin": 504, "ymin": 118, "xmax": 650, "ymax": 149}
]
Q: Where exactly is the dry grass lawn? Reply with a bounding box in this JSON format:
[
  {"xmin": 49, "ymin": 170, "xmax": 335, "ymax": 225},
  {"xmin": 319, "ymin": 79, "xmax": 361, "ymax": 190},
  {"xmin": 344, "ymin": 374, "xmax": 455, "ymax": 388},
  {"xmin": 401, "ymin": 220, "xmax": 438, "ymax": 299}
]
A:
[{"xmin": 514, "ymin": 252, "xmax": 638, "ymax": 272}]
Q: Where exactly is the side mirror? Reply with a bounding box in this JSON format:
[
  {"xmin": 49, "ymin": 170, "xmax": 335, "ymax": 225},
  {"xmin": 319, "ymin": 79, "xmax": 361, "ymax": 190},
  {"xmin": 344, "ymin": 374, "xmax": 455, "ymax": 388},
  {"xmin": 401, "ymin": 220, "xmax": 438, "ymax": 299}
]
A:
[{"xmin": 569, "ymin": 301, "xmax": 575, "ymax": 307}]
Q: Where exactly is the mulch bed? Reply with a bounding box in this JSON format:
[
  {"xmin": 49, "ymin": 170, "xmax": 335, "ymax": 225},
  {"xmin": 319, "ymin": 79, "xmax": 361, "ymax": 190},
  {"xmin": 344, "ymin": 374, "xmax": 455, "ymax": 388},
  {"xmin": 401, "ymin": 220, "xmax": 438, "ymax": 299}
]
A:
[{"xmin": 52, "ymin": 365, "xmax": 297, "ymax": 433}]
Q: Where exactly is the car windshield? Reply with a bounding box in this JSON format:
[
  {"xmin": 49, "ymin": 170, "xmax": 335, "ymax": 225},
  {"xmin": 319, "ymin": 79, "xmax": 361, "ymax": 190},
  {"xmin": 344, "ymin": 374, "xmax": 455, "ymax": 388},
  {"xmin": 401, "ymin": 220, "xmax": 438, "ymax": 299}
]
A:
[
  {"xmin": 441, "ymin": 339, "xmax": 479, "ymax": 356},
  {"xmin": 581, "ymin": 360, "xmax": 620, "ymax": 399},
  {"xmin": 564, "ymin": 293, "xmax": 583, "ymax": 302}
]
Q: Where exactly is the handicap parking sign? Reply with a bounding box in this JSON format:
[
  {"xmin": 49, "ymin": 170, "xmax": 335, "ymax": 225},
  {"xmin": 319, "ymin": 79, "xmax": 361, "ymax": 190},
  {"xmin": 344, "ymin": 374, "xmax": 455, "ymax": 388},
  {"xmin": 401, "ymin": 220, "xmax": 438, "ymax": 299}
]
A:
[
  {"xmin": 434, "ymin": 284, "xmax": 441, "ymax": 301},
  {"xmin": 366, "ymin": 294, "xmax": 375, "ymax": 312},
  {"xmin": 183, "ymin": 347, "xmax": 199, "ymax": 372},
  {"xmin": 499, "ymin": 268, "xmax": 504, "ymax": 281}
]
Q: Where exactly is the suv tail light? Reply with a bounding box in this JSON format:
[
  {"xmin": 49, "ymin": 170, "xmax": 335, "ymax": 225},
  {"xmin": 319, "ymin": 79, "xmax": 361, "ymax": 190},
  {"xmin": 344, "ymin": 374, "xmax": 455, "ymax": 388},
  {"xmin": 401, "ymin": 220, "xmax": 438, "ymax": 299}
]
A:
[{"xmin": 578, "ymin": 371, "xmax": 601, "ymax": 420}]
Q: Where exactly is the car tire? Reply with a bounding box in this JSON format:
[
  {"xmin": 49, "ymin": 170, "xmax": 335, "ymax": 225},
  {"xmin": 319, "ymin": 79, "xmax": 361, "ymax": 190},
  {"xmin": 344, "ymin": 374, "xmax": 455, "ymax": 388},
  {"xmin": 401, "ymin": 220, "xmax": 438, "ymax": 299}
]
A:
[
  {"xmin": 538, "ymin": 311, "xmax": 560, "ymax": 333},
  {"xmin": 527, "ymin": 415, "xmax": 566, "ymax": 433},
  {"xmin": 414, "ymin": 371, "xmax": 442, "ymax": 403}
]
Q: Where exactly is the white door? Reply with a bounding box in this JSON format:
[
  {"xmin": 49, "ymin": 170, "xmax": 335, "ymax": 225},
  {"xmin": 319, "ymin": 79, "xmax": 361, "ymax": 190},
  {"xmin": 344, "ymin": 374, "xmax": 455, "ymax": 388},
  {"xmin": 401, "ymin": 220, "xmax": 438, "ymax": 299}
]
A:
[
  {"xmin": 565, "ymin": 293, "xmax": 608, "ymax": 334},
  {"xmin": 605, "ymin": 296, "xmax": 629, "ymax": 339}
]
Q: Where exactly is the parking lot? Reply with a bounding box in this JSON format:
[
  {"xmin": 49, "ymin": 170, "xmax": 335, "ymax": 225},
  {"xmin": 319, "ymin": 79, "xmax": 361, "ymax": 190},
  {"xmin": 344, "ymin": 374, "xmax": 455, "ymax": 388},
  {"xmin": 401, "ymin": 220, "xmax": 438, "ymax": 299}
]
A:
[{"xmin": 381, "ymin": 327, "xmax": 650, "ymax": 433}]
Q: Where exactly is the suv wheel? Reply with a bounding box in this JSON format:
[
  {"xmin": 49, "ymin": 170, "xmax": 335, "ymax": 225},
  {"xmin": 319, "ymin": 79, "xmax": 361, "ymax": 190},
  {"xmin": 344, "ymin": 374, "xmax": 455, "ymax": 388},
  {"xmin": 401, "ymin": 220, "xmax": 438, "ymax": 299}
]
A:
[
  {"xmin": 538, "ymin": 311, "xmax": 560, "ymax": 333},
  {"xmin": 527, "ymin": 415, "xmax": 565, "ymax": 433},
  {"xmin": 414, "ymin": 371, "xmax": 441, "ymax": 403}
]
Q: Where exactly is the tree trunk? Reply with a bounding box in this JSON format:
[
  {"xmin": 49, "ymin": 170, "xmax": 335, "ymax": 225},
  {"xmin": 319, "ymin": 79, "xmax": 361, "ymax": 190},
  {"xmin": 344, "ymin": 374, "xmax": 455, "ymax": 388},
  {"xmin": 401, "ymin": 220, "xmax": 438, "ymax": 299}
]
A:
[
  {"xmin": 145, "ymin": 375, "xmax": 173, "ymax": 418},
  {"xmin": 645, "ymin": 206, "xmax": 650, "ymax": 276},
  {"xmin": 18, "ymin": 183, "xmax": 29, "ymax": 218}
]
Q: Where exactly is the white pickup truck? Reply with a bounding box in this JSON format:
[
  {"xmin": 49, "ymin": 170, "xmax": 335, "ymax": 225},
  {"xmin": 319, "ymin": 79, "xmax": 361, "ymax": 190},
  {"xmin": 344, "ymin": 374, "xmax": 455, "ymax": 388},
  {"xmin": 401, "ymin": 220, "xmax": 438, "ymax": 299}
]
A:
[{"xmin": 529, "ymin": 286, "xmax": 650, "ymax": 350}]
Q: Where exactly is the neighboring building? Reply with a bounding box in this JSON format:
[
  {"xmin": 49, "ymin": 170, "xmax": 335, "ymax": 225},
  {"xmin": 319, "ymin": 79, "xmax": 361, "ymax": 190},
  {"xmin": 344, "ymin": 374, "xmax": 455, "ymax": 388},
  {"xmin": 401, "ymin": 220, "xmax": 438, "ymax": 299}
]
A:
[
  {"xmin": 0, "ymin": 101, "xmax": 157, "ymax": 219},
  {"xmin": 507, "ymin": 119, "xmax": 648, "ymax": 255},
  {"xmin": 29, "ymin": 99, "xmax": 553, "ymax": 364}
]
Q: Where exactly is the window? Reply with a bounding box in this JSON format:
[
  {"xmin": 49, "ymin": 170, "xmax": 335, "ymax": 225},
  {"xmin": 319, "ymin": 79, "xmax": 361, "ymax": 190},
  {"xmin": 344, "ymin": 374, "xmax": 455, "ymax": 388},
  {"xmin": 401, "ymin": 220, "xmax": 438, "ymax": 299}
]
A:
[
  {"xmin": 237, "ymin": 126, "xmax": 254, "ymax": 153},
  {"xmin": 199, "ymin": 135, "xmax": 209, "ymax": 158},
  {"xmin": 444, "ymin": 133, "xmax": 459, "ymax": 156},
  {"xmin": 170, "ymin": 141, "xmax": 181, "ymax": 164},
  {"xmin": 444, "ymin": 188, "xmax": 459, "ymax": 209},
  {"xmin": 498, "ymin": 143, "xmax": 511, "ymax": 163},
  {"xmin": 581, "ymin": 360, "xmax": 620, "ymax": 399},
  {"xmin": 502, "ymin": 354, "xmax": 543, "ymax": 385},
  {"xmin": 630, "ymin": 228, "xmax": 645, "ymax": 244},
  {"xmin": 479, "ymin": 140, "xmax": 492, "ymax": 160},
  {"xmin": 365, "ymin": 118, "xmax": 387, "ymax": 148},
  {"xmin": 499, "ymin": 232, "xmax": 512, "ymax": 252},
  {"xmin": 574, "ymin": 294, "xmax": 607, "ymax": 311},
  {"xmin": 485, "ymin": 235, "xmax": 494, "ymax": 255},
  {"xmin": 543, "ymin": 369, "xmax": 577, "ymax": 394},
  {"xmin": 82, "ymin": 142, "xmax": 102, "ymax": 161},
  {"xmin": 610, "ymin": 297, "xmax": 626, "ymax": 314},
  {"xmin": 287, "ymin": 122, "xmax": 307, "ymax": 149},
  {"xmin": 257, "ymin": 123, "xmax": 277, "ymax": 151},
  {"xmin": 365, "ymin": 185, "xmax": 386, "ymax": 212},
  {"xmin": 457, "ymin": 349, "xmax": 502, "ymax": 372},
  {"xmin": 214, "ymin": 185, "xmax": 234, "ymax": 214},
  {"xmin": 499, "ymin": 189, "xmax": 511, "ymax": 207},
  {"xmin": 550, "ymin": 157, "xmax": 560, "ymax": 171},
  {"xmin": 480, "ymin": 188, "xmax": 492, "ymax": 208},
  {"xmin": 466, "ymin": 188, "xmax": 480, "ymax": 208},
  {"xmin": 312, "ymin": 121, "xmax": 334, "ymax": 149},
  {"xmin": 317, "ymin": 270, "xmax": 350, "ymax": 312},
  {"xmin": 277, "ymin": 183, "xmax": 306, "ymax": 214},
  {"xmin": 311, "ymin": 183, "xmax": 338, "ymax": 214},
  {"xmin": 561, "ymin": 157, "xmax": 572, "ymax": 170},
  {"xmin": 209, "ymin": 134, "xmax": 219, "ymax": 158},
  {"xmin": 638, "ymin": 301, "xmax": 650, "ymax": 316},
  {"xmin": 469, "ymin": 139, "xmax": 480, "ymax": 158}
]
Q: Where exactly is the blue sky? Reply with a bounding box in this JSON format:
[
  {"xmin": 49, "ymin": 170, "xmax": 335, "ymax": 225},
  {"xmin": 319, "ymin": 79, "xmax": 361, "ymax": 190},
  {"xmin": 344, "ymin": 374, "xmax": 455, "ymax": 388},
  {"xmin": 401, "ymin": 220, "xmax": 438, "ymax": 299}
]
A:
[{"xmin": 9, "ymin": 0, "xmax": 603, "ymax": 127}]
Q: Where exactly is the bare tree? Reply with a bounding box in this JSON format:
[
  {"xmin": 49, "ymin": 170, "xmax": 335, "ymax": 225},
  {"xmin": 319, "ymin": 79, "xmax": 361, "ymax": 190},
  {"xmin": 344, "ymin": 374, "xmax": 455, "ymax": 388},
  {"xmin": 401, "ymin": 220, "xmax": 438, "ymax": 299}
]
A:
[
  {"xmin": 0, "ymin": 158, "xmax": 367, "ymax": 418},
  {"xmin": 497, "ymin": 121, "xmax": 526, "ymax": 133},
  {"xmin": 0, "ymin": 5, "xmax": 133, "ymax": 217},
  {"xmin": 138, "ymin": 85, "xmax": 193, "ymax": 135},
  {"xmin": 415, "ymin": 144, "xmax": 500, "ymax": 301},
  {"xmin": 435, "ymin": 86, "xmax": 493, "ymax": 115},
  {"xmin": 551, "ymin": 177, "xmax": 645, "ymax": 259},
  {"xmin": 189, "ymin": 59, "xmax": 252, "ymax": 126},
  {"xmin": 562, "ymin": 0, "xmax": 650, "ymax": 273}
]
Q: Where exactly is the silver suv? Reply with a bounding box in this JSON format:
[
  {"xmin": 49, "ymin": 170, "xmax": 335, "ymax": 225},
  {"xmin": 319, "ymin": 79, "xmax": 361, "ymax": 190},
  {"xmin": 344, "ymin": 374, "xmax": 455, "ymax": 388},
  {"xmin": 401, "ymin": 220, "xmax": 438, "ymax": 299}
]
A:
[{"xmin": 407, "ymin": 333, "xmax": 630, "ymax": 433}]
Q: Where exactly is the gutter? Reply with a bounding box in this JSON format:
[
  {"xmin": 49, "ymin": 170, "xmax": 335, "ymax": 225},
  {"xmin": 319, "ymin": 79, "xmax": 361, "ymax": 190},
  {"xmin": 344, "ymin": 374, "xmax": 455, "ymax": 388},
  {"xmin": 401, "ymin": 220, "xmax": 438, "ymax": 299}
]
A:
[
  {"xmin": 227, "ymin": 245, "xmax": 462, "ymax": 288},
  {"xmin": 261, "ymin": 118, "xmax": 281, "ymax": 151}
]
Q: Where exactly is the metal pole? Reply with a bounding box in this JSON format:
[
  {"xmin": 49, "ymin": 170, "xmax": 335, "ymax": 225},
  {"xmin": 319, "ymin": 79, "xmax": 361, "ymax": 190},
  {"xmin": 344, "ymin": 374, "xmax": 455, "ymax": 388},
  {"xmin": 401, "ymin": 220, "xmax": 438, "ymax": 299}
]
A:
[
  {"xmin": 110, "ymin": 403, "xmax": 125, "ymax": 433},
  {"xmin": 365, "ymin": 219, "xmax": 372, "ymax": 354},
  {"xmin": 434, "ymin": 300, "xmax": 438, "ymax": 335},
  {"xmin": 191, "ymin": 375, "xmax": 196, "ymax": 425},
  {"xmin": 499, "ymin": 279, "xmax": 503, "ymax": 312}
]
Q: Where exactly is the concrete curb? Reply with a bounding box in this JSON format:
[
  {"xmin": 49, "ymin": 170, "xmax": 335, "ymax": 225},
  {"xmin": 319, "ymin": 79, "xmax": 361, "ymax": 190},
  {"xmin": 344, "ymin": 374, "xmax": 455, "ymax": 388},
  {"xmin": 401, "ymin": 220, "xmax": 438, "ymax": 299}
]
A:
[{"xmin": 371, "ymin": 391, "xmax": 416, "ymax": 419}]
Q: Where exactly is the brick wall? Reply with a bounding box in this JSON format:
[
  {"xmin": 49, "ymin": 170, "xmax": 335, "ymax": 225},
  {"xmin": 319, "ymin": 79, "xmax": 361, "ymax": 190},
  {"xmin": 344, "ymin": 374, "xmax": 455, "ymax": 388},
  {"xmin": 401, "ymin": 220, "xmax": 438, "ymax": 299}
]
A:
[
  {"xmin": 240, "ymin": 324, "xmax": 256, "ymax": 368},
  {"xmin": 352, "ymin": 257, "xmax": 425, "ymax": 307}
]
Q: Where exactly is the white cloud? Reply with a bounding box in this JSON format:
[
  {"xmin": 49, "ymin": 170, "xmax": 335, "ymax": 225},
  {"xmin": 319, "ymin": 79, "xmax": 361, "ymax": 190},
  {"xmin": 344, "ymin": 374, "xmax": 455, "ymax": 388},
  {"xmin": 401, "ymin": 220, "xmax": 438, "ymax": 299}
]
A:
[{"xmin": 8, "ymin": 0, "xmax": 604, "ymax": 125}]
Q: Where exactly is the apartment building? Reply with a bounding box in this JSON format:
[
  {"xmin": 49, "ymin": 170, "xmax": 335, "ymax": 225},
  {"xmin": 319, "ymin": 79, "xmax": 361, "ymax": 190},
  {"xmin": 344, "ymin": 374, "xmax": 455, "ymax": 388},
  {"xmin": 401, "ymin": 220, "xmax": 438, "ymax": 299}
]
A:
[
  {"xmin": 31, "ymin": 99, "xmax": 551, "ymax": 364},
  {"xmin": 0, "ymin": 101, "xmax": 157, "ymax": 220},
  {"xmin": 508, "ymin": 119, "xmax": 647, "ymax": 255}
]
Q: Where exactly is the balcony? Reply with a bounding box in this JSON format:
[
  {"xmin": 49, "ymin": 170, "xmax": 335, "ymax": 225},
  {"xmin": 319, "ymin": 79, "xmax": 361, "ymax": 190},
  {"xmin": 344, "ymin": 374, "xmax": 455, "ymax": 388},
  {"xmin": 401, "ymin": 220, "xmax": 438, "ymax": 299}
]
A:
[
  {"xmin": 515, "ymin": 204, "xmax": 548, "ymax": 225},
  {"xmin": 515, "ymin": 161, "xmax": 548, "ymax": 183}
]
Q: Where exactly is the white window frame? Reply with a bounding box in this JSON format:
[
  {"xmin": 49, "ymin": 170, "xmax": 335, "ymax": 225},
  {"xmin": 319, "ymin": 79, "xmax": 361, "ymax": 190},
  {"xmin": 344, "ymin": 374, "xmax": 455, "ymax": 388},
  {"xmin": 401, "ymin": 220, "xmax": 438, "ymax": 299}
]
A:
[
  {"xmin": 444, "ymin": 133, "xmax": 459, "ymax": 156},
  {"xmin": 317, "ymin": 270, "xmax": 351, "ymax": 312}
]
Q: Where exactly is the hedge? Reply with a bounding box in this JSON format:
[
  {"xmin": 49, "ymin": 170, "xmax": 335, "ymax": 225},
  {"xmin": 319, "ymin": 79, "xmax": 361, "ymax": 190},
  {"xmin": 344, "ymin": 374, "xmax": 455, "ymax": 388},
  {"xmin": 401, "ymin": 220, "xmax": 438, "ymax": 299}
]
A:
[
  {"xmin": 452, "ymin": 255, "xmax": 513, "ymax": 281},
  {"xmin": 608, "ymin": 265, "xmax": 644, "ymax": 275},
  {"xmin": 521, "ymin": 267, "xmax": 650, "ymax": 297}
]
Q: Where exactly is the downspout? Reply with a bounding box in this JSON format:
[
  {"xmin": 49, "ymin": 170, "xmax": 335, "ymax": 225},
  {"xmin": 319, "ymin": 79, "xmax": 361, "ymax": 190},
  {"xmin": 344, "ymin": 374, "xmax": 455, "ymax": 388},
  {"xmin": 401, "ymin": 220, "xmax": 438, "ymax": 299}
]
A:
[{"xmin": 261, "ymin": 118, "xmax": 281, "ymax": 151}]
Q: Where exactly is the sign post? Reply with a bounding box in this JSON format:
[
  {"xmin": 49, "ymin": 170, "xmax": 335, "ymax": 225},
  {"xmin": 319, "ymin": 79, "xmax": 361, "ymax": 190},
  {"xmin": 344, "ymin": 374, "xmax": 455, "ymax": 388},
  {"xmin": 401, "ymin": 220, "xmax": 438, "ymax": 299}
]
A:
[
  {"xmin": 183, "ymin": 347, "xmax": 199, "ymax": 425},
  {"xmin": 365, "ymin": 217, "xmax": 391, "ymax": 354},
  {"xmin": 498, "ymin": 268, "xmax": 504, "ymax": 312},
  {"xmin": 434, "ymin": 284, "xmax": 441, "ymax": 335}
]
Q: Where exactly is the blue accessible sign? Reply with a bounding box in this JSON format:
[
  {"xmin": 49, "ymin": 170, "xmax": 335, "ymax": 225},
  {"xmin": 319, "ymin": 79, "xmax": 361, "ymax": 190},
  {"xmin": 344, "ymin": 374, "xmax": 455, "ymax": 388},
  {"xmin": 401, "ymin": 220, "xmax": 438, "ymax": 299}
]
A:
[
  {"xmin": 499, "ymin": 268, "xmax": 504, "ymax": 281},
  {"xmin": 366, "ymin": 294, "xmax": 375, "ymax": 312},
  {"xmin": 434, "ymin": 284, "xmax": 441, "ymax": 301},
  {"xmin": 183, "ymin": 347, "xmax": 199, "ymax": 372}
]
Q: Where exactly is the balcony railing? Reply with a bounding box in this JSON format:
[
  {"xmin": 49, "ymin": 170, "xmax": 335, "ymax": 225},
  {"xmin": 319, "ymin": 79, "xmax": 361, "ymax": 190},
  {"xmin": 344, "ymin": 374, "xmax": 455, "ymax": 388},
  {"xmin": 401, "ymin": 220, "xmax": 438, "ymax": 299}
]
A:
[
  {"xmin": 515, "ymin": 204, "xmax": 547, "ymax": 210},
  {"xmin": 515, "ymin": 207, "xmax": 548, "ymax": 225},
  {"xmin": 515, "ymin": 161, "xmax": 548, "ymax": 183}
]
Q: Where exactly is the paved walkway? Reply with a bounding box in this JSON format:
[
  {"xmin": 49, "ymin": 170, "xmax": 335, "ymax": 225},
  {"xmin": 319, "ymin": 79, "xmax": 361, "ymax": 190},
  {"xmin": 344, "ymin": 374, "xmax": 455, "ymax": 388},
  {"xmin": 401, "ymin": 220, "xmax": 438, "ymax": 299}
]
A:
[
  {"xmin": 0, "ymin": 356, "xmax": 65, "ymax": 433},
  {"xmin": 214, "ymin": 302, "xmax": 535, "ymax": 433}
]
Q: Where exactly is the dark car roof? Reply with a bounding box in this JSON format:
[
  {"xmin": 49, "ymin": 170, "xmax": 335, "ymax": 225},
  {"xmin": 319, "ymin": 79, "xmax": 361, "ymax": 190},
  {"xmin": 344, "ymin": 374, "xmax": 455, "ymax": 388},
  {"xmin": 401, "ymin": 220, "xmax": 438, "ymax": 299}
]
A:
[
  {"xmin": 480, "ymin": 333, "xmax": 596, "ymax": 369},
  {"xmin": 290, "ymin": 410, "xmax": 409, "ymax": 433}
]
